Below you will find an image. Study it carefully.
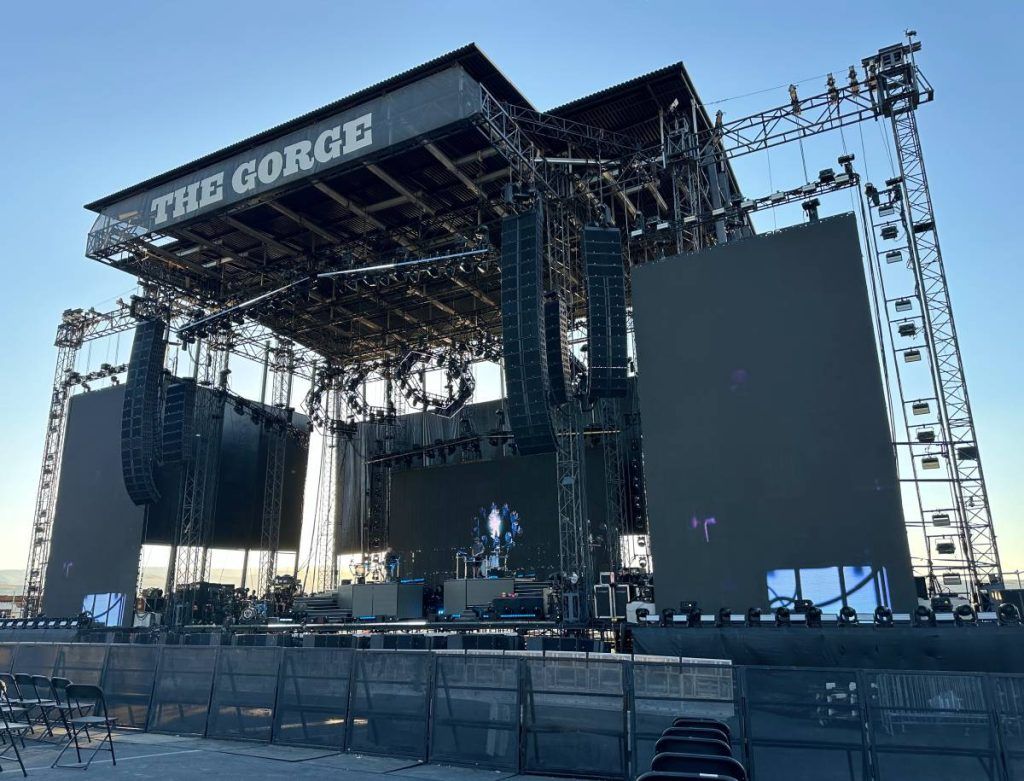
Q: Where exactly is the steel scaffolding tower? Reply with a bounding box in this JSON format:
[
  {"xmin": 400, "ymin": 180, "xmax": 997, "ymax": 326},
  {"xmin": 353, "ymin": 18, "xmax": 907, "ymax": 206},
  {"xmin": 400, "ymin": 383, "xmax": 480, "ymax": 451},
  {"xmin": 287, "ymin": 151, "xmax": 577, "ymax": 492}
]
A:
[
  {"xmin": 167, "ymin": 334, "xmax": 229, "ymax": 624},
  {"xmin": 661, "ymin": 34, "xmax": 1001, "ymax": 599},
  {"xmin": 864, "ymin": 39, "xmax": 1002, "ymax": 597},
  {"xmin": 307, "ymin": 377, "xmax": 341, "ymax": 593},
  {"xmin": 21, "ymin": 311, "xmax": 91, "ymax": 617},
  {"xmin": 256, "ymin": 339, "xmax": 295, "ymax": 596}
]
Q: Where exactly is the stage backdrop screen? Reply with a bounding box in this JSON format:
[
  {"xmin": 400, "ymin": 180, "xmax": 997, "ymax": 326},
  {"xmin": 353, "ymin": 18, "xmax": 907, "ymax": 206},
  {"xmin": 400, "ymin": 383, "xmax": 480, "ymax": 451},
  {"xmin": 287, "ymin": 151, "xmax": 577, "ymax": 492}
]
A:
[
  {"xmin": 388, "ymin": 453, "xmax": 609, "ymax": 585},
  {"xmin": 631, "ymin": 213, "xmax": 916, "ymax": 612},
  {"xmin": 43, "ymin": 387, "xmax": 144, "ymax": 622}
]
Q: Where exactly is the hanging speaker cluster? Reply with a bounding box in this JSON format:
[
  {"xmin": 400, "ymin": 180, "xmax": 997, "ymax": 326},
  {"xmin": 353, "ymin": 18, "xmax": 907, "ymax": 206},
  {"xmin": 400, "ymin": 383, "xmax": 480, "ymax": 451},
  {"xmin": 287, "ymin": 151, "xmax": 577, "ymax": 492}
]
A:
[
  {"xmin": 500, "ymin": 206, "xmax": 555, "ymax": 454},
  {"xmin": 161, "ymin": 380, "xmax": 197, "ymax": 464},
  {"xmin": 583, "ymin": 226, "xmax": 628, "ymax": 399},
  {"xmin": 121, "ymin": 319, "xmax": 167, "ymax": 505}
]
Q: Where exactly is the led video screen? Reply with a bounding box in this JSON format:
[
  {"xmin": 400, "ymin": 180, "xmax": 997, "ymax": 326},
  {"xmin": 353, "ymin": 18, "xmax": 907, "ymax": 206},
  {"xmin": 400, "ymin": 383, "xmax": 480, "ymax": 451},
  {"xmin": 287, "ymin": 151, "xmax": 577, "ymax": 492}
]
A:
[
  {"xmin": 43, "ymin": 384, "xmax": 308, "ymax": 620},
  {"xmin": 631, "ymin": 213, "xmax": 916, "ymax": 612},
  {"xmin": 43, "ymin": 388, "xmax": 147, "ymax": 621},
  {"xmin": 388, "ymin": 452, "xmax": 609, "ymax": 585}
]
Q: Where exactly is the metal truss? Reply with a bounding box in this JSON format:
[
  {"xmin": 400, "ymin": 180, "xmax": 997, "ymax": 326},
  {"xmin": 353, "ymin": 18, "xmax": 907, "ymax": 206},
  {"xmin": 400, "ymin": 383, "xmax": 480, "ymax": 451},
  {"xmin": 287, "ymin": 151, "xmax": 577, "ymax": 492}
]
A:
[
  {"xmin": 256, "ymin": 340, "xmax": 295, "ymax": 596},
  {"xmin": 863, "ymin": 41, "xmax": 1000, "ymax": 597},
  {"xmin": 599, "ymin": 398, "xmax": 627, "ymax": 572},
  {"xmin": 307, "ymin": 379, "xmax": 342, "ymax": 593},
  {"xmin": 167, "ymin": 334, "xmax": 229, "ymax": 624}
]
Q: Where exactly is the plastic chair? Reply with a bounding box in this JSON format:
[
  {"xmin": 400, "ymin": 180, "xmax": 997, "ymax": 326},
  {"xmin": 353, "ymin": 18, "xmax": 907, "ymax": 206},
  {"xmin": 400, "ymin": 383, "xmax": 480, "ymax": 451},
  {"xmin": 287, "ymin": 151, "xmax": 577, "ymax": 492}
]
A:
[
  {"xmin": 654, "ymin": 734, "xmax": 732, "ymax": 757},
  {"xmin": 671, "ymin": 716, "xmax": 731, "ymax": 739},
  {"xmin": 51, "ymin": 684, "xmax": 117, "ymax": 769},
  {"xmin": 650, "ymin": 752, "xmax": 748, "ymax": 780}
]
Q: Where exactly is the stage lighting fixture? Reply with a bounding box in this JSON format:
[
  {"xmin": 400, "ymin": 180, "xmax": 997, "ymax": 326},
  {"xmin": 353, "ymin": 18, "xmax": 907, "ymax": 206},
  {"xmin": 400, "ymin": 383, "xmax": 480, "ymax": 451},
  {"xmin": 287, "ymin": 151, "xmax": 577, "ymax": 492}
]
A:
[
  {"xmin": 838, "ymin": 606, "xmax": 859, "ymax": 626},
  {"xmin": 914, "ymin": 605, "xmax": 936, "ymax": 627},
  {"xmin": 917, "ymin": 428, "xmax": 936, "ymax": 442},
  {"xmin": 715, "ymin": 607, "xmax": 732, "ymax": 627},
  {"xmin": 936, "ymin": 542, "xmax": 956, "ymax": 555},
  {"xmin": 805, "ymin": 605, "xmax": 823, "ymax": 628},
  {"xmin": 775, "ymin": 606, "xmax": 792, "ymax": 627},
  {"xmin": 895, "ymin": 298, "xmax": 914, "ymax": 313},
  {"xmin": 898, "ymin": 323, "xmax": 917, "ymax": 337},
  {"xmin": 931, "ymin": 595, "xmax": 953, "ymax": 613},
  {"xmin": 921, "ymin": 456, "xmax": 941, "ymax": 470},
  {"xmin": 954, "ymin": 604, "xmax": 978, "ymax": 626},
  {"xmin": 684, "ymin": 603, "xmax": 702, "ymax": 628},
  {"xmin": 660, "ymin": 608, "xmax": 675, "ymax": 627},
  {"xmin": 873, "ymin": 606, "xmax": 894, "ymax": 627},
  {"xmin": 635, "ymin": 607, "xmax": 650, "ymax": 623},
  {"xmin": 745, "ymin": 607, "xmax": 762, "ymax": 627},
  {"xmin": 903, "ymin": 348, "xmax": 922, "ymax": 363},
  {"xmin": 881, "ymin": 225, "xmax": 899, "ymax": 240},
  {"xmin": 997, "ymin": 603, "xmax": 1021, "ymax": 626},
  {"xmin": 793, "ymin": 599, "xmax": 814, "ymax": 614}
]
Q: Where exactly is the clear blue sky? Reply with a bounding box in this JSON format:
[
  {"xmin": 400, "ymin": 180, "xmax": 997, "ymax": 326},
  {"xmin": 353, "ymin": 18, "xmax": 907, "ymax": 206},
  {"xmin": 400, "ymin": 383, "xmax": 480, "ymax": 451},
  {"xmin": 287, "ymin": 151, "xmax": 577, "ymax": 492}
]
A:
[{"xmin": 1, "ymin": 1, "xmax": 1021, "ymax": 574}]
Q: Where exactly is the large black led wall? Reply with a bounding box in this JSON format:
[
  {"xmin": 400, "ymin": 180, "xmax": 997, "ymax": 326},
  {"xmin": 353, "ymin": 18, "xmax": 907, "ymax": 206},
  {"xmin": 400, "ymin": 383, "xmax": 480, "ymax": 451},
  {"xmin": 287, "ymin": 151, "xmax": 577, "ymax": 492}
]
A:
[
  {"xmin": 388, "ymin": 452, "xmax": 609, "ymax": 586},
  {"xmin": 631, "ymin": 214, "xmax": 916, "ymax": 612},
  {"xmin": 43, "ymin": 383, "xmax": 308, "ymax": 620}
]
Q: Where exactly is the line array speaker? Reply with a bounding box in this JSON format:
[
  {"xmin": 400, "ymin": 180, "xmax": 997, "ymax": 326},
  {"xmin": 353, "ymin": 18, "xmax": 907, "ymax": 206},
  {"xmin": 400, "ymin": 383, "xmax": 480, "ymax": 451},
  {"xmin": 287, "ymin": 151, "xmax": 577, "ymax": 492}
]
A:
[
  {"xmin": 544, "ymin": 293, "xmax": 571, "ymax": 406},
  {"xmin": 501, "ymin": 207, "xmax": 555, "ymax": 454},
  {"xmin": 583, "ymin": 226, "xmax": 628, "ymax": 398},
  {"xmin": 161, "ymin": 380, "xmax": 197, "ymax": 464},
  {"xmin": 121, "ymin": 319, "xmax": 166, "ymax": 505}
]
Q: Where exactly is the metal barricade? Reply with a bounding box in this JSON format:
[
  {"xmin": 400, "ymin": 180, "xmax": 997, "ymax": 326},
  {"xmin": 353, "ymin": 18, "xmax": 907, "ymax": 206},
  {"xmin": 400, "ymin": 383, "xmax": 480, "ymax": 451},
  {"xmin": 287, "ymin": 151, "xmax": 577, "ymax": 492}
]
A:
[
  {"xmin": 147, "ymin": 646, "xmax": 219, "ymax": 735},
  {"xmin": 429, "ymin": 651, "xmax": 520, "ymax": 770},
  {"xmin": 100, "ymin": 643, "xmax": 162, "ymax": 730},
  {"xmin": 206, "ymin": 646, "xmax": 282, "ymax": 742},
  {"xmin": 347, "ymin": 650, "xmax": 431, "ymax": 758},
  {"xmin": 272, "ymin": 647, "xmax": 353, "ymax": 748},
  {"xmin": 521, "ymin": 653, "xmax": 629, "ymax": 779}
]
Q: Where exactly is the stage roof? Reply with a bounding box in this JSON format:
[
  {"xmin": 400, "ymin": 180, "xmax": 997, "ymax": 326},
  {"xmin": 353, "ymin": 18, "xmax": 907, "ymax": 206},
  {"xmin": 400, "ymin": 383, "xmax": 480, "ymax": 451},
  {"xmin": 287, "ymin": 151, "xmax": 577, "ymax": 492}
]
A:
[{"xmin": 84, "ymin": 45, "xmax": 734, "ymax": 366}]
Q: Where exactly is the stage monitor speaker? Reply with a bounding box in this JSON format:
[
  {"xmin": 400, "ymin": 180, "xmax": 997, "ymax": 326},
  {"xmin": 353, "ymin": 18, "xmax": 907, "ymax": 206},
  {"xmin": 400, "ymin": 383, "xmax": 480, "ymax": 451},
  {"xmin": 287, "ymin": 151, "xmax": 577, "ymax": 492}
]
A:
[
  {"xmin": 583, "ymin": 226, "xmax": 627, "ymax": 399},
  {"xmin": 121, "ymin": 318, "xmax": 166, "ymax": 505},
  {"xmin": 501, "ymin": 207, "xmax": 555, "ymax": 454},
  {"xmin": 161, "ymin": 380, "xmax": 196, "ymax": 464},
  {"xmin": 544, "ymin": 293, "xmax": 571, "ymax": 406}
]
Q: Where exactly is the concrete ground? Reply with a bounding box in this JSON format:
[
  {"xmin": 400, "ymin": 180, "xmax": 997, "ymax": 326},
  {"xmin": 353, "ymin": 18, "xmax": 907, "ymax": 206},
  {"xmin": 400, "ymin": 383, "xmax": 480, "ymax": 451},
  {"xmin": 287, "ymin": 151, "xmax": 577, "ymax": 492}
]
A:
[{"xmin": 0, "ymin": 728, "xmax": 593, "ymax": 780}]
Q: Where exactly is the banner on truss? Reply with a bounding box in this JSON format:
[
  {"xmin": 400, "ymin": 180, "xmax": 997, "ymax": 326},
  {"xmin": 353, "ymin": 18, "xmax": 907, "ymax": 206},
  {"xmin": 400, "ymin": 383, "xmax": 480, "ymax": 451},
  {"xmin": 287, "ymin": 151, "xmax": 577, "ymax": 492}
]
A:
[{"xmin": 89, "ymin": 66, "xmax": 483, "ymax": 239}]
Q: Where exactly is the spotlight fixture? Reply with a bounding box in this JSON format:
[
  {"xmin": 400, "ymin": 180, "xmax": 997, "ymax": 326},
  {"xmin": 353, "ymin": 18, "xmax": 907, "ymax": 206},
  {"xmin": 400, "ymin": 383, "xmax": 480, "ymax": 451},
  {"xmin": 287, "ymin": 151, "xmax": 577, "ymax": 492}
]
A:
[
  {"xmin": 635, "ymin": 607, "xmax": 650, "ymax": 624},
  {"xmin": 873, "ymin": 606, "xmax": 894, "ymax": 627},
  {"xmin": 775, "ymin": 606, "xmax": 792, "ymax": 627},
  {"xmin": 660, "ymin": 608, "xmax": 676, "ymax": 627},
  {"xmin": 838, "ymin": 606, "xmax": 859, "ymax": 626},
  {"xmin": 715, "ymin": 607, "xmax": 732, "ymax": 628},
  {"xmin": 805, "ymin": 605, "xmax": 823, "ymax": 628},
  {"xmin": 954, "ymin": 604, "xmax": 977, "ymax": 626},
  {"xmin": 745, "ymin": 607, "xmax": 762, "ymax": 627},
  {"xmin": 997, "ymin": 603, "xmax": 1021, "ymax": 626},
  {"xmin": 914, "ymin": 605, "xmax": 936, "ymax": 627}
]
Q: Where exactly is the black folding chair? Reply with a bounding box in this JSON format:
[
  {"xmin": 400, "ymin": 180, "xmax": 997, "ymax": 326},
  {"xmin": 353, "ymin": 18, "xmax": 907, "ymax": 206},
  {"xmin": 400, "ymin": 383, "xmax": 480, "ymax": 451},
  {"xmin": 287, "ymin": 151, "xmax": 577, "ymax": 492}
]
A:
[
  {"xmin": 33, "ymin": 675, "xmax": 75, "ymax": 736},
  {"xmin": 637, "ymin": 772, "xmax": 739, "ymax": 781},
  {"xmin": 654, "ymin": 734, "xmax": 732, "ymax": 757},
  {"xmin": 51, "ymin": 685, "xmax": 117, "ymax": 769},
  {"xmin": 0, "ymin": 679, "xmax": 30, "ymax": 728},
  {"xmin": 671, "ymin": 716, "xmax": 731, "ymax": 739},
  {"xmin": 0, "ymin": 685, "xmax": 30, "ymax": 777},
  {"xmin": 14, "ymin": 673, "xmax": 56, "ymax": 737},
  {"xmin": 661, "ymin": 725, "xmax": 731, "ymax": 744},
  {"xmin": 650, "ymin": 752, "xmax": 748, "ymax": 780}
]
